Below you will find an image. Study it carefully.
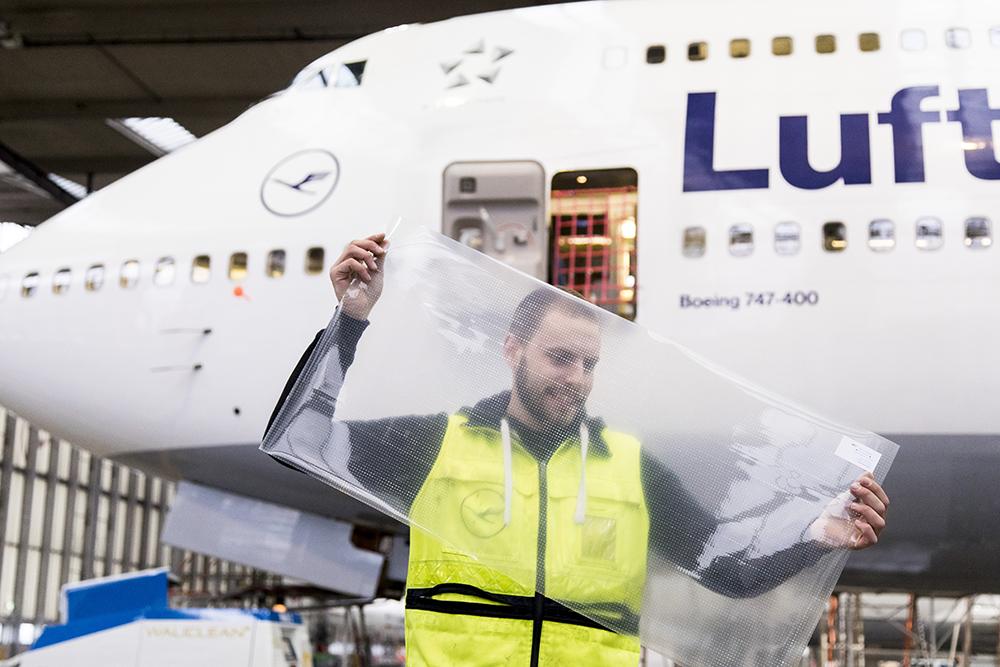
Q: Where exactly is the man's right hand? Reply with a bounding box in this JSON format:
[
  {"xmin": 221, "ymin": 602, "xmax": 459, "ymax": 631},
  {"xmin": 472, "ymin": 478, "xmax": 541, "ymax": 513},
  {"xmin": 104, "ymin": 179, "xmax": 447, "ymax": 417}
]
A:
[{"xmin": 330, "ymin": 233, "xmax": 388, "ymax": 320}]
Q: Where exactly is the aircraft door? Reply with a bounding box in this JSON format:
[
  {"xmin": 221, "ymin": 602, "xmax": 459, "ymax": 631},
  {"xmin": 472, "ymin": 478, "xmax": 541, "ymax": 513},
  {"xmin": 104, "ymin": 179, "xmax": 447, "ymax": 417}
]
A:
[{"xmin": 442, "ymin": 161, "xmax": 546, "ymax": 280}]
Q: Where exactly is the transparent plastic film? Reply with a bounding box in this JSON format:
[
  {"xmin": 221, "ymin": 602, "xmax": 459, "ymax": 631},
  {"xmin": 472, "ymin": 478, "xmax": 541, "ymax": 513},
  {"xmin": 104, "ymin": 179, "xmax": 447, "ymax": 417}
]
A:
[{"xmin": 262, "ymin": 227, "xmax": 898, "ymax": 667}]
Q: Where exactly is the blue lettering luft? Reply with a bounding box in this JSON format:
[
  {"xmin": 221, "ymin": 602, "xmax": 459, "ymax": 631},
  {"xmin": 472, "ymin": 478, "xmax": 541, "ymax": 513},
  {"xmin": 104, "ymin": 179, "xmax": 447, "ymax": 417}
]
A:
[
  {"xmin": 778, "ymin": 114, "xmax": 872, "ymax": 189},
  {"xmin": 876, "ymin": 86, "xmax": 941, "ymax": 183},
  {"xmin": 683, "ymin": 92, "xmax": 769, "ymax": 192},
  {"xmin": 946, "ymin": 89, "xmax": 1000, "ymax": 181}
]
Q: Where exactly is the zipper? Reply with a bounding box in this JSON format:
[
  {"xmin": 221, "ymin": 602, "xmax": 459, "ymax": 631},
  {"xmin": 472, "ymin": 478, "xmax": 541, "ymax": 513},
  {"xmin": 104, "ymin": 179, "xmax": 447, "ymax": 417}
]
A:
[{"xmin": 529, "ymin": 461, "xmax": 547, "ymax": 667}]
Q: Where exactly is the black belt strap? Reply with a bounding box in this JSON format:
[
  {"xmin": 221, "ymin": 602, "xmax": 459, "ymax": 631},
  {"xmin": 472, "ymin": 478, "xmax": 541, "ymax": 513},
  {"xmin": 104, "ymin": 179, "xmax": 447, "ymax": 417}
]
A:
[{"xmin": 405, "ymin": 583, "xmax": 639, "ymax": 634}]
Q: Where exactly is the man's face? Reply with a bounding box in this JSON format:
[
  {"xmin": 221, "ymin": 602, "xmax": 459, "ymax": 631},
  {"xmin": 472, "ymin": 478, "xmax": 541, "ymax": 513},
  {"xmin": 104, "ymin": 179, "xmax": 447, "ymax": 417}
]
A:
[{"xmin": 507, "ymin": 308, "xmax": 602, "ymax": 428}]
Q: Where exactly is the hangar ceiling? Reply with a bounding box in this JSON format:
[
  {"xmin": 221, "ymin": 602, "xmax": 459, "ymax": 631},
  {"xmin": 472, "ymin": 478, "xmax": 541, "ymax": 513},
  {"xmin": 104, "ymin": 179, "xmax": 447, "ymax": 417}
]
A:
[{"xmin": 0, "ymin": 0, "xmax": 567, "ymax": 225}]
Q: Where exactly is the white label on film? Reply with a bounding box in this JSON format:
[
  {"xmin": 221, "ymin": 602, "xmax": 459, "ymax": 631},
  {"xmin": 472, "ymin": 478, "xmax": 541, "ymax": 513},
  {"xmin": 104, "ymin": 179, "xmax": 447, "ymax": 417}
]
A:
[{"xmin": 834, "ymin": 436, "xmax": 882, "ymax": 471}]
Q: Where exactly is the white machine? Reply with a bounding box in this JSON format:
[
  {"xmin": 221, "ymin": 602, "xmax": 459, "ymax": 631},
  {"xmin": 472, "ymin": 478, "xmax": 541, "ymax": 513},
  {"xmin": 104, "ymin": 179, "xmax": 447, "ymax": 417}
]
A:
[
  {"xmin": 0, "ymin": 569, "xmax": 311, "ymax": 667},
  {"xmin": 0, "ymin": 0, "xmax": 997, "ymax": 594}
]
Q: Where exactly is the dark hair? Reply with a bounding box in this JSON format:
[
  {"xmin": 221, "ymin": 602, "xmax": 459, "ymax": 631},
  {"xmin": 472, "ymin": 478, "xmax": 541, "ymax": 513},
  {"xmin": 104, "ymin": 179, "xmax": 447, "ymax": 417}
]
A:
[{"xmin": 508, "ymin": 287, "xmax": 599, "ymax": 342}]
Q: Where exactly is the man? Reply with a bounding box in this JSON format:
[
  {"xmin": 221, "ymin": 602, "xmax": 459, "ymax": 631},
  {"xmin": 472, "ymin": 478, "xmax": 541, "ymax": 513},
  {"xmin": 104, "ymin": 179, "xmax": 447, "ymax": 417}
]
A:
[{"xmin": 266, "ymin": 233, "xmax": 890, "ymax": 667}]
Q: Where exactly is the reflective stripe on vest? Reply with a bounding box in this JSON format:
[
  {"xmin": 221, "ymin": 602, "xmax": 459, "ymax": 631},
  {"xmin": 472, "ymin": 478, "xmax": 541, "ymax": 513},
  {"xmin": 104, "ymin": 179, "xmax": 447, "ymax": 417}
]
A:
[{"xmin": 405, "ymin": 413, "xmax": 649, "ymax": 665}]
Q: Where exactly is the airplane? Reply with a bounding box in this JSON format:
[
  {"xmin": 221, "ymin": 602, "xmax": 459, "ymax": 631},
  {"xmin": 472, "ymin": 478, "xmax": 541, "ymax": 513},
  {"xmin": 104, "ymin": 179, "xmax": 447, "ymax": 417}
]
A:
[{"xmin": 0, "ymin": 0, "xmax": 998, "ymax": 601}]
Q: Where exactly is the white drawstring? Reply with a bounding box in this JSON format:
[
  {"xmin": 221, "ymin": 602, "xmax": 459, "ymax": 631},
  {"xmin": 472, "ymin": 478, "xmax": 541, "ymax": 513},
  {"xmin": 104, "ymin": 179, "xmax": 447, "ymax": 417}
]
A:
[
  {"xmin": 499, "ymin": 417, "xmax": 589, "ymax": 527},
  {"xmin": 500, "ymin": 418, "xmax": 513, "ymax": 527},
  {"xmin": 575, "ymin": 422, "xmax": 589, "ymax": 525}
]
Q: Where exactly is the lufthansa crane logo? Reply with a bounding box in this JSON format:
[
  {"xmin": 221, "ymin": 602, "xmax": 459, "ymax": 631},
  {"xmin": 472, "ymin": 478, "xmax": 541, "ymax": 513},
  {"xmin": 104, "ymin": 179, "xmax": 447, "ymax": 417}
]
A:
[
  {"xmin": 440, "ymin": 39, "xmax": 514, "ymax": 89},
  {"xmin": 260, "ymin": 149, "xmax": 340, "ymax": 217},
  {"xmin": 460, "ymin": 488, "xmax": 507, "ymax": 538}
]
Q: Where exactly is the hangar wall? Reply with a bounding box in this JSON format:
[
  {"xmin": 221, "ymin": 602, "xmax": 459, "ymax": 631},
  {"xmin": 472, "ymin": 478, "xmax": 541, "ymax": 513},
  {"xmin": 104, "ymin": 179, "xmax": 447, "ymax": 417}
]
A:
[{"xmin": 0, "ymin": 408, "xmax": 280, "ymax": 657}]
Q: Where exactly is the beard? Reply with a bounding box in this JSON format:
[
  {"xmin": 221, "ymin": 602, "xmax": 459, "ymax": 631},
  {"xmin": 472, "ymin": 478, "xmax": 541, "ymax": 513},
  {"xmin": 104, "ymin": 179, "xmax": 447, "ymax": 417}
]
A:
[{"xmin": 514, "ymin": 359, "xmax": 587, "ymax": 428}]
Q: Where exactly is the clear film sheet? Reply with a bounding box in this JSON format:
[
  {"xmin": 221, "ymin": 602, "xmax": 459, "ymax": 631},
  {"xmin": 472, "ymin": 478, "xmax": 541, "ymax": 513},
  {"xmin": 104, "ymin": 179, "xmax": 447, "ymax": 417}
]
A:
[{"xmin": 262, "ymin": 227, "xmax": 898, "ymax": 667}]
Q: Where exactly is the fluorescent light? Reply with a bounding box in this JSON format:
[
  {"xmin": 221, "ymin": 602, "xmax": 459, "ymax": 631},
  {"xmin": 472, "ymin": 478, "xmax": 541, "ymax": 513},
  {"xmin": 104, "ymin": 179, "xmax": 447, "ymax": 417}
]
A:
[
  {"xmin": 0, "ymin": 222, "xmax": 31, "ymax": 253},
  {"xmin": 47, "ymin": 173, "xmax": 87, "ymax": 199},
  {"xmin": 106, "ymin": 117, "xmax": 197, "ymax": 156}
]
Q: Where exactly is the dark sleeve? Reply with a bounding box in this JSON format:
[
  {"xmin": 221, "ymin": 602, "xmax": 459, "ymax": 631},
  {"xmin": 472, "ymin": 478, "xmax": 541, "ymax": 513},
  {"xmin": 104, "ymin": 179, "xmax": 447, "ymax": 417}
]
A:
[
  {"xmin": 642, "ymin": 450, "xmax": 831, "ymax": 598},
  {"xmin": 265, "ymin": 312, "xmax": 447, "ymax": 513}
]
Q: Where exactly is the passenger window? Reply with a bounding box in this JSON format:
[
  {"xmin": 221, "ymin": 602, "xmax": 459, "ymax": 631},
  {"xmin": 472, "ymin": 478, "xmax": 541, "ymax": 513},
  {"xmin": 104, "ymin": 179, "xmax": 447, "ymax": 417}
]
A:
[
  {"xmin": 549, "ymin": 168, "xmax": 638, "ymax": 319},
  {"xmin": 729, "ymin": 224, "xmax": 754, "ymax": 256},
  {"xmin": 901, "ymin": 29, "xmax": 927, "ymax": 51},
  {"xmin": 859, "ymin": 33, "xmax": 881, "ymax": 52},
  {"xmin": 683, "ymin": 227, "xmax": 706, "ymax": 258},
  {"xmin": 22, "ymin": 272, "xmax": 39, "ymax": 298},
  {"xmin": 52, "ymin": 268, "xmax": 72, "ymax": 294},
  {"xmin": 991, "ymin": 27, "xmax": 1000, "ymax": 48},
  {"xmin": 119, "ymin": 260, "xmax": 140, "ymax": 289},
  {"xmin": 772, "ymin": 36, "xmax": 793, "ymax": 56},
  {"xmin": 868, "ymin": 219, "xmax": 895, "ymax": 251},
  {"xmin": 730, "ymin": 39, "xmax": 751, "ymax": 58},
  {"xmin": 646, "ymin": 45, "xmax": 666, "ymax": 64},
  {"xmin": 154, "ymin": 257, "xmax": 175, "ymax": 286},
  {"xmin": 305, "ymin": 247, "xmax": 325, "ymax": 275},
  {"xmin": 965, "ymin": 217, "xmax": 992, "ymax": 248},
  {"xmin": 823, "ymin": 222, "xmax": 847, "ymax": 252},
  {"xmin": 915, "ymin": 216, "xmax": 943, "ymax": 250},
  {"xmin": 816, "ymin": 34, "xmax": 837, "ymax": 54},
  {"xmin": 945, "ymin": 28, "xmax": 972, "ymax": 49},
  {"xmin": 267, "ymin": 250, "xmax": 286, "ymax": 278},
  {"xmin": 85, "ymin": 264, "xmax": 105, "ymax": 291},
  {"xmin": 774, "ymin": 222, "xmax": 801, "ymax": 255},
  {"xmin": 688, "ymin": 42, "xmax": 708, "ymax": 61},
  {"xmin": 191, "ymin": 255, "xmax": 211, "ymax": 284},
  {"xmin": 229, "ymin": 252, "xmax": 248, "ymax": 281}
]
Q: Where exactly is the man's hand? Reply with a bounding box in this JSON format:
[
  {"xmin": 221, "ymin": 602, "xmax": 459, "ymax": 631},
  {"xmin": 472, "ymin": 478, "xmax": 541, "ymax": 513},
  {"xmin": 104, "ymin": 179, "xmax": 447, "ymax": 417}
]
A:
[
  {"xmin": 331, "ymin": 233, "xmax": 388, "ymax": 320},
  {"xmin": 810, "ymin": 472, "xmax": 889, "ymax": 550}
]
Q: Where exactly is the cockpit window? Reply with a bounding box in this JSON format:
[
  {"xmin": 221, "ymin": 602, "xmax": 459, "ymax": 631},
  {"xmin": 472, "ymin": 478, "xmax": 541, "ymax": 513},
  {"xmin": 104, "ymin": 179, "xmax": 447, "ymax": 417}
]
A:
[
  {"xmin": 119, "ymin": 260, "xmax": 140, "ymax": 289},
  {"xmin": 336, "ymin": 61, "xmax": 367, "ymax": 87},
  {"xmin": 85, "ymin": 264, "xmax": 104, "ymax": 291},
  {"xmin": 53, "ymin": 268, "xmax": 72, "ymax": 294},
  {"xmin": 292, "ymin": 60, "xmax": 366, "ymax": 90}
]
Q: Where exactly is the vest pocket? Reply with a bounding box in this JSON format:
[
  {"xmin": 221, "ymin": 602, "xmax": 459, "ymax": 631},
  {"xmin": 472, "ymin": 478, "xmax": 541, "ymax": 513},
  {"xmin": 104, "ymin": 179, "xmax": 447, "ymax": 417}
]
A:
[{"xmin": 417, "ymin": 464, "xmax": 536, "ymax": 566}]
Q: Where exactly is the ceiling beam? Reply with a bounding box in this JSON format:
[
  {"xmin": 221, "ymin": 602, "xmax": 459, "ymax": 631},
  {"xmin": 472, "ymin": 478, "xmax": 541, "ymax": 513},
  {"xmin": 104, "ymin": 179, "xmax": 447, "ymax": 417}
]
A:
[
  {"xmin": 0, "ymin": 140, "xmax": 79, "ymax": 207},
  {"xmin": 26, "ymin": 156, "xmax": 153, "ymax": 175},
  {"xmin": 0, "ymin": 1, "xmax": 565, "ymax": 42},
  {"xmin": 0, "ymin": 98, "xmax": 258, "ymax": 122}
]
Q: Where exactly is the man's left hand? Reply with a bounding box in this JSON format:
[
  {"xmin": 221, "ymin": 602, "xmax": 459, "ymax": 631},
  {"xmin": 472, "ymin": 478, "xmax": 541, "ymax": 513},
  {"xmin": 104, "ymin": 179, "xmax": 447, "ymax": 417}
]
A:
[
  {"xmin": 810, "ymin": 472, "xmax": 889, "ymax": 550},
  {"xmin": 844, "ymin": 473, "xmax": 889, "ymax": 549}
]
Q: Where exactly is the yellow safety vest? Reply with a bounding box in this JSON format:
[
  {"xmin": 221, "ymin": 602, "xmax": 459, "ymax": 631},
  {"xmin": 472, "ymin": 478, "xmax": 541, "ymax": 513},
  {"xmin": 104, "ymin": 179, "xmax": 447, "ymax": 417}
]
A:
[{"xmin": 405, "ymin": 413, "xmax": 650, "ymax": 666}]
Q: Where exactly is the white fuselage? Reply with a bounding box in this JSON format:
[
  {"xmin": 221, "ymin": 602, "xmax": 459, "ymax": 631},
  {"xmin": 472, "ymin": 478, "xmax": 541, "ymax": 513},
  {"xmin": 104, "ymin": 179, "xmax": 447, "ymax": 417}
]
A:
[{"xmin": 0, "ymin": 0, "xmax": 997, "ymax": 592}]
